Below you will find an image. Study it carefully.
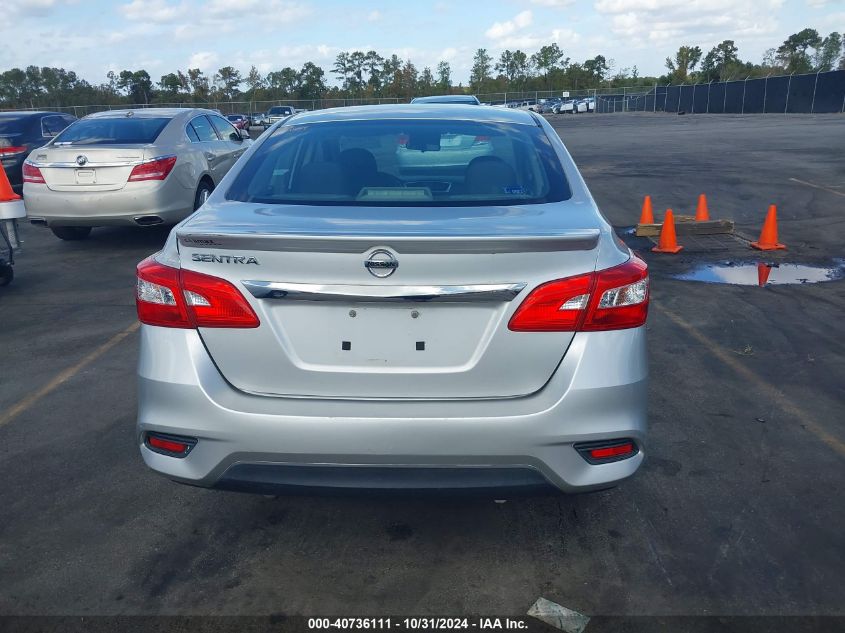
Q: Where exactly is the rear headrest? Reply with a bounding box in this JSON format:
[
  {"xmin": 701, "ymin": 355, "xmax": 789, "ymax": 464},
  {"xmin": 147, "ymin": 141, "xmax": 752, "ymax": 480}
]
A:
[{"xmin": 464, "ymin": 156, "xmax": 518, "ymax": 195}]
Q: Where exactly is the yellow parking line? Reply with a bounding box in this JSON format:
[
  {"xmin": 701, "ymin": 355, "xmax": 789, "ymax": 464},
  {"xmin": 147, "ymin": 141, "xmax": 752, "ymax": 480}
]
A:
[
  {"xmin": 0, "ymin": 321, "xmax": 140, "ymax": 429},
  {"xmin": 789, "ymin": 177, "xmax": 845, "ymax": 198},
  {"xmin": 658, "ymin": 306, "xmax": 845, "ymax": 458}
]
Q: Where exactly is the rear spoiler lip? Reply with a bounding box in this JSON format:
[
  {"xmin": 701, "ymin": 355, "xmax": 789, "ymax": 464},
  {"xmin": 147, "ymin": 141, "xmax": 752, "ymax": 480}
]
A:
[{"xmin": 176, "ymin": 230, "xmax": 601, "ymax": 254}]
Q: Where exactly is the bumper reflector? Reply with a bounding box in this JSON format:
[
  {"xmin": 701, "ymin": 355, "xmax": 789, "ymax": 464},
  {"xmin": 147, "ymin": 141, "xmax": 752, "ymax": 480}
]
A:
[
  {"xmin": 574, "ymin": 439, "xmax": 637, "ymax": 464},
  {"xmin": 145, "ymin": 432, "xmax": 197, "ymax": 457}
]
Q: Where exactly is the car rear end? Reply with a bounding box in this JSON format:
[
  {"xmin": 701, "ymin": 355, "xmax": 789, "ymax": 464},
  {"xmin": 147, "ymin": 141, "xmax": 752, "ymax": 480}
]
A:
[
  {"xmin": 136, "ymin": 106, "xmax": 648, "ymax": 495},
  {"xmin": 23, "ymin": 110, "xmax": 195, "ymax": 228},
  {"xmin": 0, "ymin": 113, "xmax": 43, "ymax": 195}
]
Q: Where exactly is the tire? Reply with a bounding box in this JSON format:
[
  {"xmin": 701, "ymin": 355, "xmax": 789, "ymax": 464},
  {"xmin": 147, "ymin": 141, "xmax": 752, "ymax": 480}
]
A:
[
  {"xmin": 194, "ymin": 180, "xmax": 214, "ymax": 211},
  {"xmin": 0, "ymin": 264, "xmax": 12, "ymax": 286},
  {"xmin": 50, "ymin": 226, "xmax": 92, "ymax": 241}
]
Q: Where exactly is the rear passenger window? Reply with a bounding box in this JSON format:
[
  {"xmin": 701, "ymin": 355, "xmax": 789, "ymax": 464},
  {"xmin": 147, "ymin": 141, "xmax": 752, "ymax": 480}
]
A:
[
  {"xmin": 186, "ymin": 124, "xmax": 201, "ymax": 142},
  {"xmin": 209, "ymin": 115, "xmax": 238, "ymax": 140},
  {"xmin": 189, "ymin": 116, "xmax": 219, "ymax": 142},
  {"xmin": 42, "ymin": 115, "xmax": 70, "ymax": 137}
]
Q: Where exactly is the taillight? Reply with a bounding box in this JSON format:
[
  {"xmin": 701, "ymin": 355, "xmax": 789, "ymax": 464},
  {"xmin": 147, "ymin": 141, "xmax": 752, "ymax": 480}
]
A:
[
  {"xmin": 128, "ymin": 155, "xmax": 177, "ymax": 182},
  {"xmin": 136, "ymin": 257, "xmax": 259, "ymax": 328},
  {"xmin": 145, "ymin": 432, "xmax": 197, "ymax": 457},
  {"xmin": 0, "ymin": 145, "xmax": 26, "ymax": 156},
  {"xmin": 509, "ymin": 257, "xmax": 648, "ymax": 332},
  {"xmin": 22, "ymin": 161, "xmax": 45, "ymax": 184},
  {"xmin": 574, "ymin": 439, "xmax": 638, "ymax": 464}
]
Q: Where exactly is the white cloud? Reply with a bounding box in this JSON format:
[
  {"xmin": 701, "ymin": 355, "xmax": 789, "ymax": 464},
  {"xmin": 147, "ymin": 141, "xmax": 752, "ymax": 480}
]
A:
[
  {"xmin": 367, "ymin": 10, "xmax": 382, "ymax": 21},
  {"xmin": 594, "ymin": 0, "xmax": 784, "ymax": 49},
  {"xmin": 530, "ymin": 0, "xmax": 575, "ymax": 7},
  {"xmin": 120, "ymin": 0, "xmax": 188, "ymax": 23},
  {"xmin": 485, "ymin": 10, "xmax": 533, "ymax": 40},
  {"xmin": 187, "ymin": 51, "xmax": 219, "ymax": 71}
]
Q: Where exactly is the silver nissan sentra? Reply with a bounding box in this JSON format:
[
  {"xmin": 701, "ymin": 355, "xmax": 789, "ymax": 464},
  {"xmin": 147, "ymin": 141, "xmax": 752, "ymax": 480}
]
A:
[
  {"xmin": 136, "ymin": 104, "xmax": 648, "ymax": 495},
  {"xmin": 23, "ymin": 108, "xmax": 251, "ymax": 241}
]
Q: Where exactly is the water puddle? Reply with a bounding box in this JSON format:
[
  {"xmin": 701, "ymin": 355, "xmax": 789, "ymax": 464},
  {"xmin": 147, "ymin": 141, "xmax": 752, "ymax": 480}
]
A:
[{"xmin": 674, "ymin": 261, "xmax": 845, "ymax": 286}]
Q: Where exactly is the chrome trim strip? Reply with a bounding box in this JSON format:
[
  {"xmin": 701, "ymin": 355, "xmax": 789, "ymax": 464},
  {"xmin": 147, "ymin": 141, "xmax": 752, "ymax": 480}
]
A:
[
  {"xmin": 25, "ymin": 159, "xmax": 142, "ymax": 168},
  {"xmin": 178, "ymin": 231, "xmax": 600, "ymax": 253},
  {"xmin": 242, "ymin": 281, "xmax": 527, "ymax": 303}
]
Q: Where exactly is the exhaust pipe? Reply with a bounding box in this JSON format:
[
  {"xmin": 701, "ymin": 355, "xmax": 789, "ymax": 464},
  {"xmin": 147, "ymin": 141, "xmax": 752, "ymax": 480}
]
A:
[
  {"xmin": 29, "ymin": 218, "xmax": 48, "ymax": 227},
  {"xmin": 134, "ymin": 215, "xmax": 164, "ymax": 226}
]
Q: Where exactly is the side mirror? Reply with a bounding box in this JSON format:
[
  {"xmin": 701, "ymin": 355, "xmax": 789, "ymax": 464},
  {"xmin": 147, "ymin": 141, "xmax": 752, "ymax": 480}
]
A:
[{"xmin": 239, "ymin": 128, "xmax": 251, "ymax": 140}]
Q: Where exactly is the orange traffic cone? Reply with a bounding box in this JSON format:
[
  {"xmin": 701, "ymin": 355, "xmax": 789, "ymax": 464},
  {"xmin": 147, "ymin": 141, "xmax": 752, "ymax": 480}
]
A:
[
  {"xmin": 0, "ymin": 166, "xmax": 21, "ymax": 202},
  {"xmin": 639, "ymin": 195, "xmax": 655, "ymax": 224},
  {"xmin": 652, "ymin": 209, "xmax": 683, "ymax": 253},
  {"xmin": 751, "ymin": 205, "xmax": 786, "ymax": 250},
  {"xmin": 757, "ymin": 263, "xmax": 772, "ymax": 287},
  {"xmin": 695, "ymin": 193, "xmax": 709, "ymax": 221}
]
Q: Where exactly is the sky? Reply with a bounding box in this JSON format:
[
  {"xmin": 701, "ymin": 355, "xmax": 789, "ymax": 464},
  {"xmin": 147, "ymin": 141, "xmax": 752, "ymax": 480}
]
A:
[{"xmin": 2, "ymin": 0, "xmax": 843, "ymax": 87}]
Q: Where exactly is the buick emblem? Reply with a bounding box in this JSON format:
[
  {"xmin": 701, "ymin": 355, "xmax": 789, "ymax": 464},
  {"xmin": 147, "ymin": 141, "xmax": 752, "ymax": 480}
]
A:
[
  {"xmin": 76, "ymin": 155, "xmax": 88, "ymax": 166},
  {"xmin": 365, "ymin": 249, "xmax": 398, "ymax": 278}
]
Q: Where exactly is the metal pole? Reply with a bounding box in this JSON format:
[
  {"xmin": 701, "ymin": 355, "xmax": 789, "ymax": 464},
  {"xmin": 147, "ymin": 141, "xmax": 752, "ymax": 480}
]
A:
[
  {"xmin": 785, "ymin": 72, "xmax": 793, "ymax": 114},
  {"xmin": 653, "ymin": 83, "xmax": 657, "ymax": 112},
  {"xmin": 741, "ymin": 76, "xmax": 749, "ymax": 114},
  {"xmin": 692, "ymin": 82, "xmax": 696, "ymax": 114},
  {"xmin": 706, "ymin": 80, "xmax": 712, "ymax": 113},
  {"xmin": 723, "ymin": 79, "xmax": 728, "ymax": 113},
  {"xmin": 664, "ymin": 83, "xmax": 670, "ymax": 112},
  {"xmin": 763, "ymin": 73, "xmax": 770, "ymax": 113},
  {"xmin": 810, "ymin": 70, "xmax": 821, "ymax": 113}
]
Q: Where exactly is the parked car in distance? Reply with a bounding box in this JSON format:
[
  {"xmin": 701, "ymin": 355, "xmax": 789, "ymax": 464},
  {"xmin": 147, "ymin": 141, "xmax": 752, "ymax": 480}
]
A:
[
  {"xmin": 267, "ymin": 105, "xmax": 295, "ymax": 125},
  {"xmin": 24, "ymin": 108, "xmax": 252, "ymax": 240},
  {"xmin": 227, "ymin": 114, "xmax": 249, "ymax": 129},
  {"xmin": 251, "ymin": 112, "xmax": 267, "ymax": 126},
  {"xmin": 411, "ymin": 95, "xmax": 481, "ymax": 105},
  {"xmin": 135, "ymin": 104, "xmax": 649, "ymax": 496},
  {"xmin": 0, "ymin": 111, "xmax": 77, "ymax": 194},
  {"xmin": 555, "ymin": 100, "xmax": 575, "ymax": 114},
  {"xmin": 573, "ymin": 100, "xmax": 588, "ymax": 114},
  {"xmin": 537, "ymin": 99, "xmax": 561, "ymax": 114}
]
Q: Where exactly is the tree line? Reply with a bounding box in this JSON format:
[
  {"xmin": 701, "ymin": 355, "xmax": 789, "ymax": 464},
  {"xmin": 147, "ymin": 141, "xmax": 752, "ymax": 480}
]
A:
[{"xmin": 0, "ymin": 27, "xmax": 842, "ymax": 110}]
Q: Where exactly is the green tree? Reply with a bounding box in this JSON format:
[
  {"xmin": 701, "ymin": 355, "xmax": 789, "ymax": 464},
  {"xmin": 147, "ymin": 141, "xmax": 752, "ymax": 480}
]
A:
[
  {"xmin": 531, "ymin": 44, "xmax": 564, "ymax": 88},
  {"xmin": 701, "ymin": 40, "xmax": 740, "ymax": 81},
  {"xmin": 266, "ymin": 67, "xmax": 299, "ymax": 95},
  {"xmin": 776, "ymin": 28, "xmax": 821, "ymax": 73},
  {"xmin": 665, "ymin": 46, "xmax": 702, "ymax": 82},
  {"xmin": 214, "ymin": 66, "xmax": 241, "ymax": 100},
  {"xmin": 245, "ymin": 65, "xmax": 264, "ymax": 93},
  {"xmin": 436, "ymin": 61, "xmax": 451, "ymax": 91},
  {"xmin": 187, "ymin": 68, "xmax": 210, "ymax": 101},
  {"xmin": 814, "ymin": 32, "xmax": 842, "ymax": 71},
  {"xmin": 470, "ymin": 48, "xmax": 492, "ymax": 91},
  {"xmin": 298, "ymin": 62, "xmax": 326, "ymax": 100},
  {"xmin": 583, "ymin": 55, "xmax": 609, "ymax": 83}
]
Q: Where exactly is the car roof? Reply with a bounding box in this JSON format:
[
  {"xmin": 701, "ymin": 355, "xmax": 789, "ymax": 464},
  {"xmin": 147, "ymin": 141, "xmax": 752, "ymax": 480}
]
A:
[
  {"xmin": 411, "ymin": 95, "xmax": 480, "ymax": 104},
  {"xmin": 287, "ymin": 104, "xmax": 538, "ymax": 126},
  {"xmin": 0, "ymin": 110, "xmax": 71, "ymax": 119},
  {"xmin": 85, "ymin": 108, "xmax": 213, "ymax": 119}
]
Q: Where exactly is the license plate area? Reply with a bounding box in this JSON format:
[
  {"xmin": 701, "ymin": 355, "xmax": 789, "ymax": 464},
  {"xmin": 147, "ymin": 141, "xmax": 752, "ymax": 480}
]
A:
[
  {"xmin": 268, "ymin": 302, "xmax": 500, "ymax": 370},
  {"xmin": 75, "ymin": 169, "xmax": 96, "ymax": 184}
]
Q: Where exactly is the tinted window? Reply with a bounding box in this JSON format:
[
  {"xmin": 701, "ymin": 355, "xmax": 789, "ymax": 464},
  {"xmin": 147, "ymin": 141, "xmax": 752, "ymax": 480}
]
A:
[
  {"xmin": 209, "ymin": 114, "xmax": 238, "ymax": 140},
  {"xmin": 189, "ymin": 115, "xmax": 219, "ymax": 142},
  {"xmin": 226, "ymin": 119, "xmax": 570, "ymax": 207},
  {"xmin": 52, "ymin": 116, "xmax": 170, "ymax": 145},
  {"xmin": 269, "ymin": 106, "xmax": 292, "ymax": 115},
  {"xmin": 41, "ymin": 115, "xmax": 71, "ymax": 137}
]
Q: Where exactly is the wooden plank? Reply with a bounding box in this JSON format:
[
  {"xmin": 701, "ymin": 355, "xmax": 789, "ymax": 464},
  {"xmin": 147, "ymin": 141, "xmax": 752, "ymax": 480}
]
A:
[{"xmin": 636, "ymin": 215, "xmax": 734, "ymax": 237}]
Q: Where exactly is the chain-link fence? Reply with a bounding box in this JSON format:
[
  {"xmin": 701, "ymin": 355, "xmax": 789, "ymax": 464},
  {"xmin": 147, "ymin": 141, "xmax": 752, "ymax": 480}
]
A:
[
  {"xmin": 5, "ymin": 70, "xmax": 843, "ymax": 116},
  {"xmin": 596, "ymin": 70, "xmax": 845, "ymax": 114}
]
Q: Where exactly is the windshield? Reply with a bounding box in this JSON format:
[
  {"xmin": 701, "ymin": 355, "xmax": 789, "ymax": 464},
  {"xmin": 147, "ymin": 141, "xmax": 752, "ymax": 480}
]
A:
[
  {"xmin": 52, "ymin": 117, "xmax": 170, "ymax": 145},
  {"xmin": 269, "ymin": 107, "xmax": 291, "ymax": 115},
  {"xmin": 226, "ymin": 119, "xmax": 571, "ymax": 207}
]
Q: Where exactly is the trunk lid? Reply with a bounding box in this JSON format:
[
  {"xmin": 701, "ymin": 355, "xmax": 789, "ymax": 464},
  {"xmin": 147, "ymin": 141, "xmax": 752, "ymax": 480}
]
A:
[
  {"xmin": 28, "ymin": 144, "xmax": 149, "ymax": 192},
  {"xmin": 177, "ymin": 200, "xmax": 604, "ymax": 400}
]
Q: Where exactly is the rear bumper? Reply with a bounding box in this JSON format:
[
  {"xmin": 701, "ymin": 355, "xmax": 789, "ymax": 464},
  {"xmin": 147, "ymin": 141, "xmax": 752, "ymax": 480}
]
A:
[
  {"xmin": 137, "ymin": 325, "xmax": 648, "ymax": 494},
  {"xmin": 22, "ymin": 179, "xmax": 194, "ymax": 227}
]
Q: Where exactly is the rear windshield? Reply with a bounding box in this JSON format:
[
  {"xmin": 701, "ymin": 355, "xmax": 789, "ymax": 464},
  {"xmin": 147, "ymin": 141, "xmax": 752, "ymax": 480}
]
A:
[
  {"xmin": 52, "ymin": 117, "xmax": 170, "ymax": 145},
  {"xmin": 0, "ymin": 115, "xmax": 32, "ymax": 135},
  {"xmin": 226, "ymin": 119, "xmax": 571, "ymax": 206}
]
